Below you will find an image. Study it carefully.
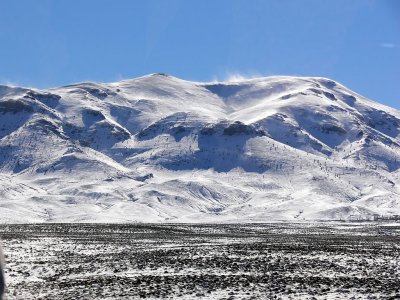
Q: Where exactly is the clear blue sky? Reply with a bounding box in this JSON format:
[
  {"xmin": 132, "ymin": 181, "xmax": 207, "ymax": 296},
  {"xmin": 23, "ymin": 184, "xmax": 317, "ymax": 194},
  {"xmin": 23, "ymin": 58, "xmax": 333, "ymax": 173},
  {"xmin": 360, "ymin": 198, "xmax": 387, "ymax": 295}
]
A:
[{"xmin": 0, "ymin": 0, "xmax": 399, "ymax": 108}]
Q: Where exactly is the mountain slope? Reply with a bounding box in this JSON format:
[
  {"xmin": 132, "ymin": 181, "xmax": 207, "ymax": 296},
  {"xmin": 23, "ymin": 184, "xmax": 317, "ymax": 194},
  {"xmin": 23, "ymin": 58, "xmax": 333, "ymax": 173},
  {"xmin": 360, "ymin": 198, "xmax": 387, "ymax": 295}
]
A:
[{"xmin": 0, "ymin": 74, "xmax": 399, "ymax": 222}]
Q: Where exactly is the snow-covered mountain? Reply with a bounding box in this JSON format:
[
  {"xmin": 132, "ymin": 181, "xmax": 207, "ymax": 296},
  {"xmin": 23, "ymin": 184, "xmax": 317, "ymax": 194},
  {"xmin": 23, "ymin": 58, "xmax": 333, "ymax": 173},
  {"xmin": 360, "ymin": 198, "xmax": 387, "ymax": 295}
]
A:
[{"xmin": 0, "ymin": 74, "xmax": 399, "ymax": 222}]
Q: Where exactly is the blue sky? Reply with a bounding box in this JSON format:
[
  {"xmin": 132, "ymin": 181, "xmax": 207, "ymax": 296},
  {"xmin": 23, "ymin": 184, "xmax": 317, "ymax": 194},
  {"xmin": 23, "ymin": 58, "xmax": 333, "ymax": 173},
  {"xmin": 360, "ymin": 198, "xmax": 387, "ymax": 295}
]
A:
[{"xmin": 0, "ymin": 0, "xmax": 399, "ymax": 108}]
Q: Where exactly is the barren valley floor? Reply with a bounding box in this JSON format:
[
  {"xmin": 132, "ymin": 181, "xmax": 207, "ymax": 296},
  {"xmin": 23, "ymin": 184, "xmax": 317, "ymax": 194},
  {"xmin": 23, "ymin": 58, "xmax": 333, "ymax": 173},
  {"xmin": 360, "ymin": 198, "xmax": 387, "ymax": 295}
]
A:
[{"xmin": 0, "ymin": 223, "xmax": 399, "ymax": 299}]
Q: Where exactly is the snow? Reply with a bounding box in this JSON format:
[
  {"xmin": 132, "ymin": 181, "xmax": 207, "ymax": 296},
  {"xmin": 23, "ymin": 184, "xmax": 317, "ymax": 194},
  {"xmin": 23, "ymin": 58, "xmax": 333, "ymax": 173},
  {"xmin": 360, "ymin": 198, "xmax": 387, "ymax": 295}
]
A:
[{"xmin": 0, "ymin": 74, "xmax": 399, "ymax": 223}]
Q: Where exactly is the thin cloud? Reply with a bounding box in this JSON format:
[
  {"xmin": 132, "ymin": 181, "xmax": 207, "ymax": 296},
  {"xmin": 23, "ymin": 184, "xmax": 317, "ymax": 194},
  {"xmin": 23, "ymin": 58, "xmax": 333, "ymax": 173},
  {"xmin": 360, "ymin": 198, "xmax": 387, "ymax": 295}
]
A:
[{"xmin": 380, "ymin": 43, "xmax": 397, "ymax": 48}]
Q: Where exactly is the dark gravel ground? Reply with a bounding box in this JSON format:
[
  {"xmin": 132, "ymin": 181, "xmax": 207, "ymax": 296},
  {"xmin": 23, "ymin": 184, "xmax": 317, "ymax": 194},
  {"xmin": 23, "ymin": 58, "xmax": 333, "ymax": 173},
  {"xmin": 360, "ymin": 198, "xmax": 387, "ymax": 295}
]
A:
[{"xmin": 0, "ymin": 223, "xmax": 399, "ymax": 299}]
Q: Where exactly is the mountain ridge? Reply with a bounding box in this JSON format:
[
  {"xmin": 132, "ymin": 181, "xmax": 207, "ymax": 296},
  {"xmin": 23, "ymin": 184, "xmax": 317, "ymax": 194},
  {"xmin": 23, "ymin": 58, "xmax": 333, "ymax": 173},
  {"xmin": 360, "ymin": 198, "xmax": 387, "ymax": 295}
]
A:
[{"xmin": 0, "ymin": 74, "xmax": 399, "ymax": 222}]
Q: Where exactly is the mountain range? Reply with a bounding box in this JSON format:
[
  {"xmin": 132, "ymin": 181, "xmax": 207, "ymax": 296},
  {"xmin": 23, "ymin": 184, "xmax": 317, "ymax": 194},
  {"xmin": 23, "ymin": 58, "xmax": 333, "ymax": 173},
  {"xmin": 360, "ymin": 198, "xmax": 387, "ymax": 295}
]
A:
[{"xmin": 0, "ymin": 73, "xmax": 399, "ymax": 222}]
